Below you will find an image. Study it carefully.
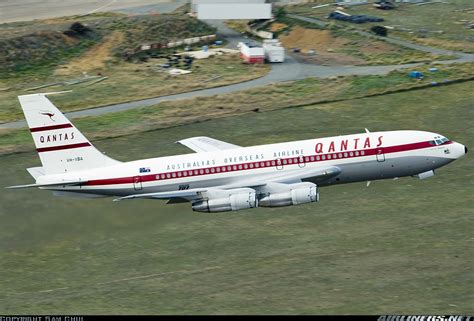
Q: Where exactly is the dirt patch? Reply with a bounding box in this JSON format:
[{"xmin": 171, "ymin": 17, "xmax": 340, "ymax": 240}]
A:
[
  {"xmin": 269, "ymin": 22, "xmax": 288, "ymax": 32},
  {"xmin": 278, "ymin": 26, "xmax": 365, "ymax": 66},
  {"xmin": 55, "ymin": 31, "xmax": 124, "ymax": 75},
  {"xmin": 279, "ymin": 27, "xmax": 349, "ymax": 52},
  {"xmin": 358, "ymin": 40, "xmax": 397, "ymax": 55}
]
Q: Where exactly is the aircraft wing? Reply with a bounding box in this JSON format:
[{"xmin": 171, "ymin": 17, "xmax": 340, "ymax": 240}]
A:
[
  {"xmin": 114, "ymin": 166, "xmax": 340, "ymax": 202},
  {"xmin": 176, "ymin": 136, "xmax": 241, "ymax": 153},
  {"xmin": 114, "ymin": 189, "xmax": 207, "ymax": 202},
  {"xmin": 226, "ymin": 165, "xmax": 341, "ymax": 187}
]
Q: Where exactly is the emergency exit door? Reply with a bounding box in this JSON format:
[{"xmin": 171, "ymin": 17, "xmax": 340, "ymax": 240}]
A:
[{"xmin": 133, "ymin": 176, "xmax": 143, "ymax": 190}]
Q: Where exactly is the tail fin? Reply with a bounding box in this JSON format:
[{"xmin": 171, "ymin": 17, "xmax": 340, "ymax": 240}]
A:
[{"xmin": 19, "ymin": 93, "xmax": 120, "ymax": 175}]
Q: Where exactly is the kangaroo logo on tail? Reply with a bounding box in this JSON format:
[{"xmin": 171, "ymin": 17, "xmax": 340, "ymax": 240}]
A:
[{"xmin": 40, "ymin": 111, "xmax": 55, "ymax": 122}]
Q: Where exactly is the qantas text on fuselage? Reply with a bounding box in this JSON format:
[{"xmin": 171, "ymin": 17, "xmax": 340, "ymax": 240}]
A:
[{"xmin": 8, "ymin": 93, "xmax": 468, "ymax": 213}]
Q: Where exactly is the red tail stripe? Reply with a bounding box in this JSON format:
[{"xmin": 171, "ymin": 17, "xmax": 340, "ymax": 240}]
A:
[
  {"xmin": 30, "ymin": 123, "xmax": 73, "ymax": 132},
  {"xmin": 37, "ymin": 142, "xmax": 91, "ymax": 153},
  {"xmin": 84, "ymin": 140, "xmax": 447, "ymax": 187}
]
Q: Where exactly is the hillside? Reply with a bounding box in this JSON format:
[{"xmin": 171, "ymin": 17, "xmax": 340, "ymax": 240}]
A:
[{"xmin": 0, "ymin": 13, "xmax": 216, "ymax": 75}]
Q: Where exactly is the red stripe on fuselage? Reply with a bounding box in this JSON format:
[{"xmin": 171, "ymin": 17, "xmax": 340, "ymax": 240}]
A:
[
  {"xmin": 83, "ymin": 140, "xmax": 450, "ymax": 187},
  {"xmin": 37, "ymin": 142, "xmax": 91, "ymax": 153},
  {"xmin": 30, "ymin": 123, "xmax": 73, "ymax": 132}
]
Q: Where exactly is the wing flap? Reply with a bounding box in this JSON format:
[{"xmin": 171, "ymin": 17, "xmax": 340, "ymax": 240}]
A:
[
  {"xmin": 114, "ymin": 189, "xmax": 206, "ymax": 202},
  {"xmin": 215, "ymin": 166, "xmax": 341, "ymax": 189}
]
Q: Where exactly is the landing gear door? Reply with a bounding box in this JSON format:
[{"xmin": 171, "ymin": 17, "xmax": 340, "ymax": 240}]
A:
[{"xmin": 376, "ymin": 148, "xmax": 385, "ymax": 162}]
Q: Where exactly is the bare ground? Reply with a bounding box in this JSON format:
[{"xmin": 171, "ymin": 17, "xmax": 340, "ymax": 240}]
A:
[
  {"xmin": 279, "ymin": 27, "xmax": 365, "ymax": 66},
  {"xmin": 55, "ymin": 31, "xmax": 124, "ymax": 76}
]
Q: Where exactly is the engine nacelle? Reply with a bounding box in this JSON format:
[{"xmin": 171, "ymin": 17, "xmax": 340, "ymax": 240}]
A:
[
  {"xmin": 192, "ymin": 188, "xmax": 257, "ymax": 213},
  {"xmin": 258, "ymin": 182, "xmax": 319, "ymax": 207}
]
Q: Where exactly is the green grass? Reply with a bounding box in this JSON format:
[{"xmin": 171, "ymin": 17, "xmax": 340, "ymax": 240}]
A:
[
  {"xmin": 0, "ymin": 12, "xmax": 246, "ymax": 123},
  {"xmin": 0, "ymin": 13, "xmax": 216, "ymax": 76},
  {"xmin": 285, "ymin": 0, "xmax": 474, "ymax": 53},
  {"xmin": 2, "ymin": 63, "xmax": 474, "ymax": 155},
  {"xmin": 272, "ymin": 15, "xmax": 443, "ymax": 65},
  {"xmin": 0, "ymin": 54, "xmax": 270, "ymax": 123},
  {"xmin": 0, "ymin": 81, "xmax": 473, "ymax": 314},
  {"xmin": 0, "ymin": 37, "xmax": 100, "ymax": 77}
]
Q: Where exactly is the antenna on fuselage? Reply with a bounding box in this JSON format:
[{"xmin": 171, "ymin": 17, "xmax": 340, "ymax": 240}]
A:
[{"xmin": 365, "ymin": 128, "xmax": 370, "ymax": 133}]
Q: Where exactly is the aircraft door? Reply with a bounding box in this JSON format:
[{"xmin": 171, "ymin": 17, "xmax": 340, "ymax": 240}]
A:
[
  {"xmin": 133, "ymin": 176, "xmax": 143, "ymax": 191},
  {"xmin": 298, "ymin": 155, "xmax": 306, "ymax": 168},
  {"xmin": 376, "ymin": 148, "xmax": 385, "ymax": 162},
  {"xmin": 276, "ymin": 158, "xmax": 283, "ymax": 170}
]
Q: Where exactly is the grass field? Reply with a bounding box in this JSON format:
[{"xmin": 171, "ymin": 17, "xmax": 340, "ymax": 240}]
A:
[
  {"xmin": 0, "ymin": 12, "xmax": 270, "ymax": 123},
  {"xmin": 241, "ymin": 14, "xmax": 443, "ymax": 66},
  {"xmin": 2, "ymin": 62, "xmax": 474, "ymax": 155},
  {"xmin": 0, "ymin": 53, "xmax": 270, "ymax": 123},
  {"xmin": 285, "ymin": 0, "xmax": 474, "ymax": 53},
  {"xmin": 0, "ymin": 81, "xmax": 472, "ymax": 314}
]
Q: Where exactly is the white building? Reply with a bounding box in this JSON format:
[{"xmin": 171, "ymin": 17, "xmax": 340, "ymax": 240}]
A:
[{"xmin": 192, "ymin": 0, "xmax": 272, "ymax": 20}]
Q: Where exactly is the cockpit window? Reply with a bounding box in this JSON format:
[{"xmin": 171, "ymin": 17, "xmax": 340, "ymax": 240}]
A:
[{"xmin": 429, "ymin": 136, "xmax": 450, "ymax": 146}]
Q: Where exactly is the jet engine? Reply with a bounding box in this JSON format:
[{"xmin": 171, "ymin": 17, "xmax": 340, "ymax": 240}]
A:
[
  {"xmin": 258, "ymin": 182, "xmax": 319, "ymax": 207},
  {"xmin": 192, "ymin": 188, "xmax": 257, "ymax": 213}
]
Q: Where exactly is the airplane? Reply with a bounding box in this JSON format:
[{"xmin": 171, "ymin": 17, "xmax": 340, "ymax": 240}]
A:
[{"xmin": 7, "ymin": 92, "xmax": 468, "ymax": 213}]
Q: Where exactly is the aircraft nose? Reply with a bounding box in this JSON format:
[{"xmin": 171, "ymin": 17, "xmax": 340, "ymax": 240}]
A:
[{"xmin": 465, "ymin": 145, "xmax": 468, "ymax": 154}]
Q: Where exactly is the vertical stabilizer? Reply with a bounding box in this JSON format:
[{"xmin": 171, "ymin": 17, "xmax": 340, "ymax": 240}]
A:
[{"xmin": 18, "ymin": 93, "xmax": 120, "ymax": 175}]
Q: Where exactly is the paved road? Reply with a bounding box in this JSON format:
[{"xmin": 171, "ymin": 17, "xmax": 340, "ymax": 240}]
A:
[
  {"xmin": 2, "ymin": 13, "xmax": 473, "ymax": 130},
  {"xmin": 0, "ymin": 0, "xmax": 185, "ymax": 23}
]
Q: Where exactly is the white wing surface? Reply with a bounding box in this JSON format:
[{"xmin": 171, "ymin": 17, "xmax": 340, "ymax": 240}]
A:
[{"xmin": 176, "ymin": 136, "xmax": 241, "ymax": 153}]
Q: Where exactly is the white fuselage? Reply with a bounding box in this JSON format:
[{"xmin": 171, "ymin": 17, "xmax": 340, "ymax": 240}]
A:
[{"xmin": 38, "ymin": 130, "xmax": 466, "ymax": 197}]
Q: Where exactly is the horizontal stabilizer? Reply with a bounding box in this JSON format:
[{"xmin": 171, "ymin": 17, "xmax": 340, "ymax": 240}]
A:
[
  {"xmin": 6, "ymin": 179, "xmax": 87, "ymax": 189},
  {"xmin": 27, "ymin": 166, "xmax": 45, "ymax": 179}
]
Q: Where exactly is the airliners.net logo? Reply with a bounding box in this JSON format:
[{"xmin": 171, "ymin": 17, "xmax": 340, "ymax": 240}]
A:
[{"xmin": 378, "ymin": 316, "xmax": 472, "ymax": 321}]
